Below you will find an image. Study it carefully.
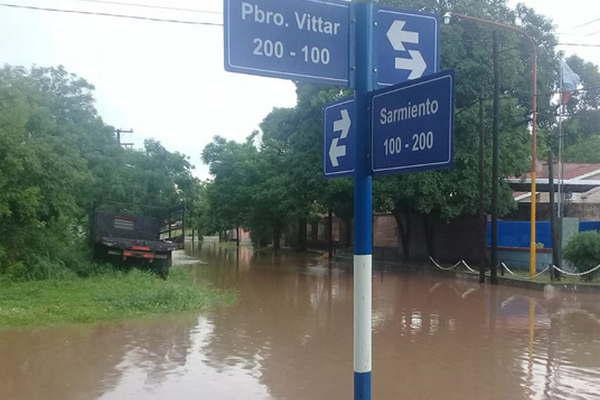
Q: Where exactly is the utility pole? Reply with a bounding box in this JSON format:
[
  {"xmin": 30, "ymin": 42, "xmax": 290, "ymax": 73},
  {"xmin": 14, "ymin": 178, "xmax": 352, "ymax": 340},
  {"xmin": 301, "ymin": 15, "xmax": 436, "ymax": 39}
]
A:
[
  {"xmin": 548, "ymin": 150, "xmax": 561, "ymax": 280},
  {"xmin": 352, "ymin": 1, "xmax": 374, "ymax": 398},
  {"xmin": 479, "ymin": 88, "xmax": 487, "ymax": 284},
  {"xmin": 444, "ymin": 11, "xmax": 539, "ymax": 280},
  {"xmin": 556, "ymin": 62, "xmax": 566, "ymax": 274},
  {"xmin": 490, "ymin": 31, "xmax": 500, "ymax": 284}
]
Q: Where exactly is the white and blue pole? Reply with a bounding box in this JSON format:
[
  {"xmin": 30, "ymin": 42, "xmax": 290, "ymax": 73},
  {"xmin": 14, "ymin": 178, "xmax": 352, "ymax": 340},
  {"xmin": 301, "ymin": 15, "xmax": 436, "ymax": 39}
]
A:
[{"xmin": 351, "ymin": 1, "xmax": 374, "ymax": 399}]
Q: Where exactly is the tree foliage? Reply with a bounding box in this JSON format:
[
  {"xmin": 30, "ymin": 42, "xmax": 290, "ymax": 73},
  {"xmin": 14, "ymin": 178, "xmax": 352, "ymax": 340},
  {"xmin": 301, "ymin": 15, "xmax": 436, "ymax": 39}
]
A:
[
  {"xmin": 558, "ymin": 55, "xmax": 600, "ymax": 157},
  {"xmin": 564, "ymin": 232, "xmax": 600, "ymax": 280},
  {"xmin": 202, "ymin": 0, "xmax": 593, "ymax": 258},
  {"xmin": 0, "ymin": 66, "xmax": 198, "ymax": 280}
]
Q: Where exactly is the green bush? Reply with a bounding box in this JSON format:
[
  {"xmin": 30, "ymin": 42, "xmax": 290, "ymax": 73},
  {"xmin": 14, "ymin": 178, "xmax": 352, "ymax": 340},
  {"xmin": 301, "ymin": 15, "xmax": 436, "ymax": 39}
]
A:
[{"xmin": 564, "ymin": 231, "xmax": 600, "ymax": 280}]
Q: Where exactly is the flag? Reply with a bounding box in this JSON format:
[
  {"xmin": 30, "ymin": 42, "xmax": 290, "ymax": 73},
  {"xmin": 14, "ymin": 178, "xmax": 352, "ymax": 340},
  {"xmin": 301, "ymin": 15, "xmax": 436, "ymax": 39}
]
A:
[{"xmin": 560, "ymin": 60, "xmax": 581, "ymax": 104}]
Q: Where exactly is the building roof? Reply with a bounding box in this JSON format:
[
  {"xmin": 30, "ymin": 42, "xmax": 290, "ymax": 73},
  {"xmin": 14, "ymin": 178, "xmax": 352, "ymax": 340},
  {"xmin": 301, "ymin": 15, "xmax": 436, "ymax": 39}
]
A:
[
  {"xmin": 511, "ymin": 162, "xmax": 600, "ymax": 202},
  {"xmin": 518, "ymin": 162, "xmax": 600, "ymax": 181}
]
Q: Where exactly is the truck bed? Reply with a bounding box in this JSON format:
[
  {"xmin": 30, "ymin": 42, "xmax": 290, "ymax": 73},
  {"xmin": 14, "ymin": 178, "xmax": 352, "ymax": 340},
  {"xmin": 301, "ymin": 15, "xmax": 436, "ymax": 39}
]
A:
[{"xmin": 99, "ymin": 236, "xmax": 178, "ymax": 253}]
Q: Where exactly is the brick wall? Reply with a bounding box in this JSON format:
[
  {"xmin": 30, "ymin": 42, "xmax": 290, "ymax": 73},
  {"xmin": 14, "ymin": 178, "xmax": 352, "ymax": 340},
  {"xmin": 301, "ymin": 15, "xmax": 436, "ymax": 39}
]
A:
[
  {"xmin": 373, "ymin": 214, "xmax": 399, "ymax": 247},
  {"xmin": 313, "ymin": 213, "xmax": 483, "ymax": 263}
]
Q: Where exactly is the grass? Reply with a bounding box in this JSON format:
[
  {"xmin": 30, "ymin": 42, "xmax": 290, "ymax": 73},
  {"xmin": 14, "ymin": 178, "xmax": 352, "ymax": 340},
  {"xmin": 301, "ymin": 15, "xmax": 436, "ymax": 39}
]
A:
[{"xmin": 0, "ymin": 268, "xmax": 236, "ymax": 329}]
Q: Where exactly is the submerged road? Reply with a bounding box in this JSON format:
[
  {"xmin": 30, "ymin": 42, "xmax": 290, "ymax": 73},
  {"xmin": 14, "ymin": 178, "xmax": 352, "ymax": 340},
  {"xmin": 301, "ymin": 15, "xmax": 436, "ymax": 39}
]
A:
[{"xmin": 1, "ymin": 241, "xmax": 600, "ymax": 399}]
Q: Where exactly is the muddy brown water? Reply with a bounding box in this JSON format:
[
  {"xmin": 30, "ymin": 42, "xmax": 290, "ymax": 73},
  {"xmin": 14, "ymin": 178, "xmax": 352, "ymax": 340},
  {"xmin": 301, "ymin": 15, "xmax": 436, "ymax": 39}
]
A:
[{"xmin": 2, "ymin": 241, "xmax": 600, "ymax": 400}]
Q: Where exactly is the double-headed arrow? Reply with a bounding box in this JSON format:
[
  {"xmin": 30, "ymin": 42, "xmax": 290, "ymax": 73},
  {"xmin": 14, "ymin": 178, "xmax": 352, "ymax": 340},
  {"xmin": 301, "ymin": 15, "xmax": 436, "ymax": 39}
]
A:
[
  {"xmin": 387, "ymin": 20, "xmax": 427, "ymax": 79},
  {"xmin": 329, "ymin": 109, "xmax": 351, "ymax": 167}
]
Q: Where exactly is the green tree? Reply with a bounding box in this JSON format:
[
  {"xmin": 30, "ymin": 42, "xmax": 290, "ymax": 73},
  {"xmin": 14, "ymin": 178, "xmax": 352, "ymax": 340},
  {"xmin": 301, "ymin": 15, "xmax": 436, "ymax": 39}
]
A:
[
  {"xmin": 564, "ymin": 232, "xmax": 600, "ymax": 280},
  {"xmin": 371, "ymin": 0, "xmax": 555, "ymax": 259},
  {"xmin": 200, "ymin": 0, "xmax": 591, "ymax": 261},
  {"xmin": 0, "ymin": 65, "xmax": 200, "ymax": 279},
  {"xmin": 559, "ymin": 55, "xmax": 600, "ymax": 152},
  {"xmin": 564, "ymin": 136, "xmax": 600, "ymax": 163},
  {"xmin": 202, "ymin": 134, "xmax": 259, "ymax": 238}
]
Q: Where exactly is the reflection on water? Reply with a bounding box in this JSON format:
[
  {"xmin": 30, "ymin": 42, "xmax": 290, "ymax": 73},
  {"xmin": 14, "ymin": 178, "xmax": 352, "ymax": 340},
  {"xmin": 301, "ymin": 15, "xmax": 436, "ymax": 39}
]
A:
[{"xmin": 2, "ymin": 239, "xmax": 600, "ymax": 399}]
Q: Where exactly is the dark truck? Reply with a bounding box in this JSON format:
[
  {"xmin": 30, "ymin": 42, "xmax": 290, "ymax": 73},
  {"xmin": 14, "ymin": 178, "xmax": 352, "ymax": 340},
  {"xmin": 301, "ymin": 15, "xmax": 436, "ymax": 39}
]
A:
[{"xmin": 92, "ymin": 211, "xmax": 178, "ymax": 277}]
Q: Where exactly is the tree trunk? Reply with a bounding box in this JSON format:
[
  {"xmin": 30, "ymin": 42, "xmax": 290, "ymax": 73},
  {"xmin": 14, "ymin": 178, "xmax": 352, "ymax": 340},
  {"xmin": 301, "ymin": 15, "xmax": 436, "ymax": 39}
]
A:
[
  {"xmin": 236, "ymin": 226, "xmax": 241, "ymax": 248},
  {"xmin": 423, "ymin": 214, "xmax": 435, "ymax": 259},
  {"xmin": 344, "ymin": 218, "xmax": 352, "ymax": 247},
  {"xmin": 273, "ymin": 224, "xmax": 281, "ymax": 251},
  {"xmin": 328, "ymin": 210, "xmax": 334, "ymax": 260},
  {"xmin": 393, "ymin": 210, "xmax": 411, "ymax": 262},
  {"xmin": 191, "ymin": 228, "xmax": 195, "ymax": 252},
  {"xmin": 297, "ymin": 218, "xmax": 307, "ymax": 251},
  {"xmin": 311, "ymin": 222, "xmax": 319, "ymax": 242}
]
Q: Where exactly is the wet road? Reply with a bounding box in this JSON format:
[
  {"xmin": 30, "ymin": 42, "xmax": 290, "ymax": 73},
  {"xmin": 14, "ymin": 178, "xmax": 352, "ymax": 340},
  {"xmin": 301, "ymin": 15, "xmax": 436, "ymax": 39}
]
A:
[{"xmin": 2, "ymin": 241, "xmax": 600, "ymax": 399}]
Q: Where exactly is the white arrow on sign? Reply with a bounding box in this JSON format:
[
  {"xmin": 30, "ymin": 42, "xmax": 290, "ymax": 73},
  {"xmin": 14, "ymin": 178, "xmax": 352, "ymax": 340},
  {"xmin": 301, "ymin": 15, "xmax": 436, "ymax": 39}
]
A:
[
  {"xmin": 395, "ymin": 50, "xmax": 427, "ymax": 79},
  {"xmin": 386, "ymin": 20, "xmax": 419, "ymax": 52},
  {"xmin": 387, "ymin": 19, "xmax": 427, "ymax": 80},
  {"xmin": 329, "ymin": 138, "xmax": 346, "ymax": 167},
  {"xmin": 329, "ymin": 109, "xmax": 351, "ymax": 167},
  {"xmin": 333, "ymin": 109, "xmax": 351, "ymax": 139}
]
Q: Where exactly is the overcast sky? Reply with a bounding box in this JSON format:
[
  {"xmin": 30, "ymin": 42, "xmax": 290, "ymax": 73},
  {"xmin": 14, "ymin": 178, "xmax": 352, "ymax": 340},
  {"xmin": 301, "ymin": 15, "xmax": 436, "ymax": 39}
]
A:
[{"xmin": 1, "ymin": 0, "xmax": 599, "ymax": 178}]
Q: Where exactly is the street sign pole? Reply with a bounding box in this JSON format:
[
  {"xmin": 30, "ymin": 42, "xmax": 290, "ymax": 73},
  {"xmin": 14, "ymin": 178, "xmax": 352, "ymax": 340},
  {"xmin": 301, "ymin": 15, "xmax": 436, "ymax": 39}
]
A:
[
  {"xmin": 351, "ymin": 1, "xmax": 373, "ymax": 399},
  {"xmin": 226, "ymin": 3, "xmax": 447, "ymax": 399}
]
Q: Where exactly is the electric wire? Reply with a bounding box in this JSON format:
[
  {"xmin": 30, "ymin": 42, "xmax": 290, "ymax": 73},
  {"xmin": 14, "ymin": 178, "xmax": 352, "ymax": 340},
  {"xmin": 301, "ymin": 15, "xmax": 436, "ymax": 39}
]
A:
[
  {"xmin": 558, "ymin": 42, "xmax": 600, "ymax": 47},
  {"xmin": 573, "ymin": 17, "xmax": 600, "ymax": 29},
  {"xmin": 0, "ymin": 2, "xmax": 223, "ymax": 26},
  {"xmin": 3, "ymin": 3, "xmax": 599, "ymax": 41},
  {"xmin": 70, "ymin": 0, "xmax": 221, "ymax": 15}
]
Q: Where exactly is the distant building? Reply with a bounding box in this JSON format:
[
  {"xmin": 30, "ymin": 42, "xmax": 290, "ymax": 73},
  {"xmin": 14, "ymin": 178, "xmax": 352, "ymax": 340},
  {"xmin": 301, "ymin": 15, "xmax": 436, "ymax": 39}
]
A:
[{"xmin": 509, "ymin": 162, "xmax": 600, "ymax": 219}]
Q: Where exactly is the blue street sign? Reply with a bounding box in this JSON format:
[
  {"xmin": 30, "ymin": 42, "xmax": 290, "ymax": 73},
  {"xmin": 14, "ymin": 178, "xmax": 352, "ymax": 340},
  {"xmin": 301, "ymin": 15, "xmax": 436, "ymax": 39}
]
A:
[
  {"xmin": 371, "ymin": 70, "xmax": 454, "ymax": 175},
  {"xmin": 375, "ymin": 8, "xmax": 439, "ymax": 87},
  {"xmin": 224, "ymin": 0, "xmax": 350, "ymax": 85},
  {"xmin": 324, "ymin": 99, "xmax": 356, "ymax": 177}
]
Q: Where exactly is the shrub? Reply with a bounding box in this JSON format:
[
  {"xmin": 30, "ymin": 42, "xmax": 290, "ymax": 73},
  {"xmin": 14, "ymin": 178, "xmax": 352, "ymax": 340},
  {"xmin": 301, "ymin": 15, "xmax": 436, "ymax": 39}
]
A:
[{"xmin": 564, "ymin": 231, "xmax": 600, "ymax": 280}]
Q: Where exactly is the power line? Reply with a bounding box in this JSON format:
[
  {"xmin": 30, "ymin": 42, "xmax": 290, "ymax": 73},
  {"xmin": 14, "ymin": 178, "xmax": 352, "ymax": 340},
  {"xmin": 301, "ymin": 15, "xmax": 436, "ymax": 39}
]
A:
[
  {"xmin": 558, "ymin": 42, "xmax": 600, "ymax": 48},
  {"xmin": 574, "ymin": 17, "xmax": 600, "ymax": 29},
  {"xmin": 70, "ymin": 0, "xmax": 222, "ymax": 15},
  {"xmin": 0, "ymin": 3, "xmax": 223, "ymax": 26}
]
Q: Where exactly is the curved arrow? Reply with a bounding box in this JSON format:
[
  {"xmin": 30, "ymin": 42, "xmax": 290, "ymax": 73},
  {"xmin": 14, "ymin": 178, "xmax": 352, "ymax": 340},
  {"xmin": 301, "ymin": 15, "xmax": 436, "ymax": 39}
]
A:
[
  {"xmin": 395, "ymin": 50, "xmax": 427, "ymax": 80},
  {"xmin": 329, "ymin": 138, "xmax": 346, "ymax": 168}
]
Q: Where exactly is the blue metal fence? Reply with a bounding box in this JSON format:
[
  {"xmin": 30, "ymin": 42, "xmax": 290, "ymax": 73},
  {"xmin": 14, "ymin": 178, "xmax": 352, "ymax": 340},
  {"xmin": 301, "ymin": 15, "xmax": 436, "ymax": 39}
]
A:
[
  {"xmin": 487, "ymin": 221, "xmax": 552, "ymax": 248},
  {"xmin": 487, "ymin": 220, "xmax": 600, "ymax": 249},
  {"xmin": 580, "ymin": 221, "xmax": 600, "ymax": 232}
]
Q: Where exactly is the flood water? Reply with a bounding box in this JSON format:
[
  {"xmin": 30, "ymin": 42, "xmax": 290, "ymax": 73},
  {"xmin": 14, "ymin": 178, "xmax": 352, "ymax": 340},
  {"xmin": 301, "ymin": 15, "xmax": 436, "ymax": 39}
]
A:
[{"xmin": 2, "ymin": 241, "xmax": 600, "ymax": 399}]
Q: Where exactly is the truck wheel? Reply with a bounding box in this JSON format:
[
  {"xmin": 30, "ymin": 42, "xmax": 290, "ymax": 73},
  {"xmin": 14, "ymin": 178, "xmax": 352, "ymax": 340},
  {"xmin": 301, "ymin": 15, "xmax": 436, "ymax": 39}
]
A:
[
  {"xmin": 155, "ymin": 253, "xmax": 171, "ymax": 279},
  {"xmin": 93, "ymin": 244, "xmax": 106, "ymax": 261}
]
